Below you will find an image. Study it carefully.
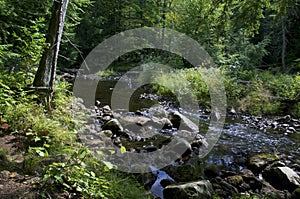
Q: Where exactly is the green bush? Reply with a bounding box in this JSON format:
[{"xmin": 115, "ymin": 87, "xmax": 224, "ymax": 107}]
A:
[{"xmin": 152, "ymin": 67, "xmax": 300, "ymax": 118}]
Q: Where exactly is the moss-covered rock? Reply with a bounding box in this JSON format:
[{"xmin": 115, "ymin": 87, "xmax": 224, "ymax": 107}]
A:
[
  {"xmin": 248, "ymin": 154, "xmax": 279, "ymax": 172},
  {"xmin": 225, "ymin": 175, "xmax": 243, "ymax": 187}
]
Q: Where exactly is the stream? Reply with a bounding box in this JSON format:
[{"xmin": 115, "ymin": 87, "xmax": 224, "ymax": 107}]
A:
[
  {"xmin": 90, "ymin": 78, "xmax": 299, "ymax": 166},
  {"xmin": 76, "ymin": 76, "xmax": 300, "ymax": 197}
]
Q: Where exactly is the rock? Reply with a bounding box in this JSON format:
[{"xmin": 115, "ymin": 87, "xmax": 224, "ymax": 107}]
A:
[
  {"xmin": 224, "ymin": 175, "xmax": 252, "ymax": 192},
  {"xmin": 225, "ymin": 175, "xmax": 243, "ymax": 187},
  {"xmin": 171, "ymin": 139, "xmax": 192, "ymax": 158},
  {"xmin": 239, "ymin": 169, "xmax": 264, "ymax": 191},
  {"xmin": 102, "ymin": 105, "xmax": 111, "ymax": 113},
  {"xmin": 263, "ymin": 166, "xmax": 300, "ymax": 192},
  {"xmin": 151, "ymin": 117, "xmax": 173, "ymax": 129},
  {"xmin": 163, "ymin": 180, "xmax": 213, "ymax": 199},
  {"xmin": 147, "ymin": 105, "xmax": 168, "ymax": 118},
  {"xmin": 100, "ymin": 130, "xmax": 113, "ymax": 137},
  {"xmin": 168, "ymin": 111, "xmax": 199, "ymax": 132},
  {"xmin": 204, "ymin": 165, "xmax": 221, "ymax": 178},
  {"xmin": 239, "ymin": 169, "xmax": 255, "ymax": 178},
  {"xmin": 102, "ymin": 119, "xmax": 124, "ymax": 134},
  {"xmin": 248, "ymin": 154, "xmax": 279, "ymax": 172},
  {"xmin": 144, "ymin": 144, "xmax": 158, "ymax": 152},
  {"xmin": 166, "ymin": 164, "xmax": 201, "ymax": 182},
  {"xmin": 160, "ymin": 118, "xmax": 173, "ymax": 129},
  {"xmin": 211, "ymin": 177, "xmax": 238, "ymax": 196},
  {"xmin": 191, "ymin": 139, "xmax": 208, "ymax": 149},
  {"xmin": 288, "ymin": 127, "xmax": 296, "ymax": 133},
  {"xmin": 119, "ymin": 115, "xmax": 152, "ymax": 127},
  {"xmin": 292, "ymin": 187, "xmax": 300, "ymax": 199},
  {"xmin": 261, "ymin": 184, "xmax": 290, "ymax": 199}
]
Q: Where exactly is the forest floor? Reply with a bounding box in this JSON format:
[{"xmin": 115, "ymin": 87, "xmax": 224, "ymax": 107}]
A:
[{"xmin": 0, "ymin": 130, "xmax": 39, "ymax": 199}]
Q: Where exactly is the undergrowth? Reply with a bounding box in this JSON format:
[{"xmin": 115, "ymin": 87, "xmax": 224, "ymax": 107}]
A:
[
  {"xmin": 0, "ymin": 71, "xmax": 149, "ymax": 198},
  {"xmin": 152, "ymin": 67, "xmax": 300, "ymax": 118}
]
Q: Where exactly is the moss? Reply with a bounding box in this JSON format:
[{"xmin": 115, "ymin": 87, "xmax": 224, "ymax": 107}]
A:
[
  {"xmin": 249, "ymin": 154, "xmax": 280, "ymax": 172},
  {"xmin": 254, "ymin": 154, "xmax": 279, "ymax": 160},
  {"xmin": 226, "ymin": 175, "xmax": 244, "ymax": 186}
]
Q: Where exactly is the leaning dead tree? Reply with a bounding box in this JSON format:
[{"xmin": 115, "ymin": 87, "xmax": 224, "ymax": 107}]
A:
[{"xmin": 33, "ymin": 0, "xmax": 69, "ymax": 98}]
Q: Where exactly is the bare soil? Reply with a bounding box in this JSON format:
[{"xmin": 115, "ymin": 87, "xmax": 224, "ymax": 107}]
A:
[{"xmin": 0, "ymin": 130, "xmax": 39, "ymax": 199}]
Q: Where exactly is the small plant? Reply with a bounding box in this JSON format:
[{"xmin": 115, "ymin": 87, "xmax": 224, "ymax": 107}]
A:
[
  {"xmin": 41, "ymin": 148, "xmax": 111, "ymax": 198},
  {"xmin": 12, "ymin": 127, "xmax": 51, "ymax": 157}
]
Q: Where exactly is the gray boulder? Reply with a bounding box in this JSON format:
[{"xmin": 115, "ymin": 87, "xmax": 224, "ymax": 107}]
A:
[
  {"xmin": 119, "ymin": 115, "xmax": 152, "ymax": 126},
  {"xmin": 169, "ymin": 111, "xmax": 199, "ymax": 132},
  {"xmin": 263, "ymin": 166, "xmax": 300, "ymax": 192},
  {"xmin": 163, "ymin": 180, "xmax": 214, "ymax": 199},
  {"xmin": 147, "ymin": 105, "xmax": 168, "ymax": 118}
]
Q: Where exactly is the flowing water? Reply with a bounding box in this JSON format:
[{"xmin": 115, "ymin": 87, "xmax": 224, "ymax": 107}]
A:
[{"xmin": 78, "ymin": 77, "xmax": 300, "ymax": 173}]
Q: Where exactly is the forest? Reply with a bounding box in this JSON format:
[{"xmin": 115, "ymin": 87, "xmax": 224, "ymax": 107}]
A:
[{"xmin": 0, "ymin": 0, "xmax": 300, "ymax": 198}]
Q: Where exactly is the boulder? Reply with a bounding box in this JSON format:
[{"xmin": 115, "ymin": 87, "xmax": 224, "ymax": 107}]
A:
[
  {"xmin": 225, "ymin": 175, "xmax": 243, "ymax": 187},
  {"xmin": 119, "ymin": 115, "xmax": 152, "ymax": 126},
  {"xmin": 260, "ymin": 181, "xmax": 290, "ymax": 199},
  {"xmin": 102, "ymin": 119, "xmax": 124, "ymax": 134},
  {"xmin": 100, "ymin": 130, "xmax": 113, "ymax": 137},
  {"xmin": 263, "ymin": 166, "xmax": 300, "ymax": 192},
  {"xmin": 204, "ymin": 165, "xmax": 222, "ymax": 178},
  {"xmin": 168, "ymin": 111, "xmax": 199, "ymax": 132},
  {"xmin": 211, "ymin": 177, "xmax": 238, "ymax": 196},
  {"xmin": 239, "ymin": 169, "xmax": 264, "ymax": 191},
  {"xmin": 163, "ymin": 180, "xmax": 213, "ymax": 199},
  {"xmin": 248, "ymin": 154, "xmax": 279, "ymax": 172},
  {"xmin": 147, "ymin": 105, "xmax": 168, "ymax": 118},
  {"xmin": 151, "ymin": 117, "xmax": 173, "ymax": 130},
  {"xmin": 166, "ymin": 164, "xmax": 202, "ymax": 182}
]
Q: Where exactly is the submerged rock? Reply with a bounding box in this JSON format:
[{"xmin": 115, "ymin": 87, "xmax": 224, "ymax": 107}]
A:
[{"xmin": 163, "ymin": 180, "xmax": 213, "ymax": 199}]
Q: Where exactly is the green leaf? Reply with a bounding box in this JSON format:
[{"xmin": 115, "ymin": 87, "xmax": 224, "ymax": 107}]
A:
[
  {"xmin": 34, "ymin": 137, "xmax": 41, "ymax": 142},
  {"xmin": 37, "ymin": 150, "xmax": 45, "ymax": 157},
  {"xmin": 103, "ymin": 161, "xmax": 115, "ymax": 170},
  {"xmin": 79, "ymin": 150, "xmax": 87, "ymax": 159},
  {"xmin": 120, "ymin": 146, "xmax": 126, "ymax": 154}
]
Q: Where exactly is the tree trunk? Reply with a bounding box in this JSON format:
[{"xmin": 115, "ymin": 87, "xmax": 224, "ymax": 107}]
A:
[
  {"xmin": 33, "ymin": 0, "xmax": 69, "ymax": 89},
  {"xmin": 281, "ymin": 17, "xmax": 287, "ymax": 72}
]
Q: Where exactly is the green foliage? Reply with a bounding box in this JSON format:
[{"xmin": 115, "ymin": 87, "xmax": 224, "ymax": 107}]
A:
[
  {"xmin": 0, "ymin": 71, "xmax": 148, "ymax": 197},
  {"xmin": 42, "ymin": 148, "xmax": 111, "ymax": 198},
  {"xmin": 41, "ymin": 147, "xmax": 148, "ymax": 198},
  {"xmin": 11, "ymin": 18, "xmax": 46, "ymax": 72},
  {"xmin": 96, "ymin": 69, "xmax": 117, "ymax": 77},
  {"xmin": 153, "ymin": 67, "xmax": 300, "ymax": 117}
]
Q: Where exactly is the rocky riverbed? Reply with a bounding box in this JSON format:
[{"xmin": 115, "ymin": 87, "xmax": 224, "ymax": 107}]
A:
[{"xmin": 78, "ymin": 101, "xmax": 300, "ymax": 199}]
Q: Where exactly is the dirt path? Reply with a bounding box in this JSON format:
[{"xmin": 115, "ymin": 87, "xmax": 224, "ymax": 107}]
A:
[{"xmin": 0, "ymin": 130, "xmax": 39, "ymax": 199}]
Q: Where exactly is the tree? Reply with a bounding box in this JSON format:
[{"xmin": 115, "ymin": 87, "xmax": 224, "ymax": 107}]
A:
[{"xmin": 33, "ymin": 0, "xmax": 69, "ymax": 90}]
